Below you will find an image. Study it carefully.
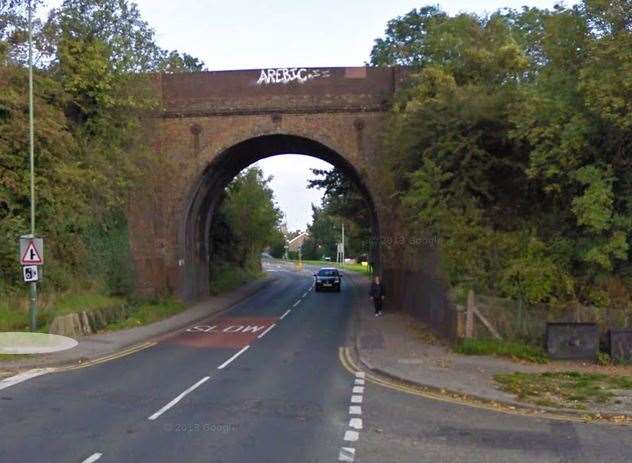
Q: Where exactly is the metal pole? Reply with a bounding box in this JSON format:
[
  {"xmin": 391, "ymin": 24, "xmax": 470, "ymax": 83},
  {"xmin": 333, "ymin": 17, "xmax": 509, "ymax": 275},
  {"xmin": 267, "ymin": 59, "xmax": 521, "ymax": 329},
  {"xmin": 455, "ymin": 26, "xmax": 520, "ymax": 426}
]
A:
[
  {"xmin": 341, "ymin": 222, "xmax": 345, "ymax": 267},
  {"xmin": 27, "ymin": 0, "xmax": 38, "ymax": 331}
]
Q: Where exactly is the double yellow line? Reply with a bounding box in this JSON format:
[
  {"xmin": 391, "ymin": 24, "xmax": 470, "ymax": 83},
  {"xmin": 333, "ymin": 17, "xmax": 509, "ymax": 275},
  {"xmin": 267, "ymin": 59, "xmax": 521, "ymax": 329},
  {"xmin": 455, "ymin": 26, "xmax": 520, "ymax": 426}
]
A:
[
  {"xmin": 55, "ymin": 341, "xmax": 156, "ymax": 372},
  {"xmin": 338, "ymin": 347, "xmax": 631, "ymax": 425}
]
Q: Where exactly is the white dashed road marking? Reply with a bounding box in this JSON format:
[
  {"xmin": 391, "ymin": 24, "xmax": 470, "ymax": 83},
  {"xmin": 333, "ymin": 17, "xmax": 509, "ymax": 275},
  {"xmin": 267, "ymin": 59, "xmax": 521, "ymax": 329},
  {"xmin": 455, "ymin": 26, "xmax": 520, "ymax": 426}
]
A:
[
  {"xmin": 218, "ymin": 345, "xmax": 250, "ymax": 370},
  {"xmin": 339, "ymin": 447, "xmax": 356, "ymax": 462},
  {"xmin": 257, "ymin": 324, "xmax": 276, "ymax": 339},
  {"xmin": 81, "ymin": 453, "xmax": 103, "ymax": 463},
  {"xmin": 349, "ymin": 418, "xmax": 363, "ymax": 430},
  {"xmin": 292, "ymin": 300, "xmax": 301, "ymax": 307},
  {"xmin": 337, "ymin": 369, "xmax": 367, "ymax": 461},
  {"xmin": 148, "ymin": 376, "xmax": 210, "ymax": 421},
  {"xmin": 280, "ymin": 309, "xmax": 291, "ymax": 320}
]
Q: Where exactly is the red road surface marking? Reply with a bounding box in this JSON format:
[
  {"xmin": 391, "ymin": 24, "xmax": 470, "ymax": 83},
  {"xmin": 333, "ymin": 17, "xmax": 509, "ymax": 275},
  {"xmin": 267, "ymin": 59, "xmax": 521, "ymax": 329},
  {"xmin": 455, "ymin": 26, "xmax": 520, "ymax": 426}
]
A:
[{"xmin": 166, "ymin": 317, "xmax": 278, "ymax": 348}]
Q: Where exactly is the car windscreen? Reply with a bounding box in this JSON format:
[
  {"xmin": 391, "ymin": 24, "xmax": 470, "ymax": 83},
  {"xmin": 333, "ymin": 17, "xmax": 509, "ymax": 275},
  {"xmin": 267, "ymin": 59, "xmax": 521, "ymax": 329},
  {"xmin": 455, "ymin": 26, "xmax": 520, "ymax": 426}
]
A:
[{"xmin": 317, "ymin": 269, "xmax": 338, "ymax": 276}]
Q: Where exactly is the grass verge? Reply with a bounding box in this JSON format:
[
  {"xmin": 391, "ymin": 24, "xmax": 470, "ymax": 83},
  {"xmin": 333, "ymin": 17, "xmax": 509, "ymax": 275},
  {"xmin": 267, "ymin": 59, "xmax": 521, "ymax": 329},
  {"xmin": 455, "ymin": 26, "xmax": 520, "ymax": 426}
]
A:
[
  {"xmin": 495, "ymin": 371, "xmax": 632, "ymax": 409},
  {"xmin": 209, "ymin": 264, "xmax": 263, "ymax": 296},
  {"xmin": 455, "ymin": 338, "xmax": 549, "ymax": 364},
  {"xmin": 0, "ymin": 290, "xmax": 124, "ymax": 332},
  {"xmin": 106, "ymin": 297, "xmax": 185, "ymax": 331}
]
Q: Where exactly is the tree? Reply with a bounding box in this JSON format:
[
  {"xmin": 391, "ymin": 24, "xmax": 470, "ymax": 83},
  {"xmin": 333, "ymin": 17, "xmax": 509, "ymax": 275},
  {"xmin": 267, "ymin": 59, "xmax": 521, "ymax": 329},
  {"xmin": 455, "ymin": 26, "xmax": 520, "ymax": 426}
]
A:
[
  {"xmin": 370, "ymin": 6, "xmax": 447, "ymax": 67},
  {"xmin": 307, "ymin": 167, "xmax": 372, "ymax": 259},
  {"xmin": 219, "ymin": 167, "xmax": 282, "ymax": 269},
  {"xmin": 374, "ymin": 1, "xmax": 632, "ymax": 308}
]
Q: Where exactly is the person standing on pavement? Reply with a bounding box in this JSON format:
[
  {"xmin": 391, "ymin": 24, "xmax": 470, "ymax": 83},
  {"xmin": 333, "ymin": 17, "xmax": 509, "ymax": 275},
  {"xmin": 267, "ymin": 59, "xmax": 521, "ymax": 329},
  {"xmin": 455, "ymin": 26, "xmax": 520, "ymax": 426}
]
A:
[{"xmin": 370, "ymin": 275, "xmax": 385, "ymax": 316}]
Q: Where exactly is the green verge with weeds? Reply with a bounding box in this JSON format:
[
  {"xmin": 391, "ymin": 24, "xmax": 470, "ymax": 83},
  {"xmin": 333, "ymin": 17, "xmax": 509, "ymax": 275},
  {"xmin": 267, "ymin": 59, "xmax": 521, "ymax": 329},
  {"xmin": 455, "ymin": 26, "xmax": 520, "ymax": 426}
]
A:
[
  {"xmin": 455, "ymin": 338, "xmax": 549, "ymax": 364},
  {"xmin": 495, "ymin": 371, "xmax": 632, "ymax": 409},
  {"xmin": 106, "ymin": 296, "xmax": 185, "ymax": 331},
  {"xmin": 209, "ymin": 264, "xmax": 263, "ymax": 296}
]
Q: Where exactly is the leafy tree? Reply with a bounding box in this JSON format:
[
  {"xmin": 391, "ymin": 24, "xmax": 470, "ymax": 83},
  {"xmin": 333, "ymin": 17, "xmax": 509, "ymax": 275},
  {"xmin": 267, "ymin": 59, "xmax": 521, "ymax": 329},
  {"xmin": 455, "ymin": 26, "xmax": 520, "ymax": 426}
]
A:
[
  {"xmin": 217, "ymin": 167, "xmax": 282, "ymax": 270},
  {"xmin": 374, "ymin": 1, "xmax": 632, "ymax": 310},
  {"xmin": 370, "ymin": 6, "xmax": 447, "ymax": 67}
]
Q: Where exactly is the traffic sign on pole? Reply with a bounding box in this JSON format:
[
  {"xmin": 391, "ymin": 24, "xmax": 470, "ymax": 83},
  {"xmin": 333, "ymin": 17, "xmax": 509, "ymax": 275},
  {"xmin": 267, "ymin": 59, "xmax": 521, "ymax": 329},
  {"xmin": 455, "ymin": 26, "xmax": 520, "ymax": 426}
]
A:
[
  {"xmin": 19, "ymin": 236, "xmax": 44, "ymax": 265},
  {"xmin": 22, "ymin": 265, "xmax": 39, "ymax": 283}
]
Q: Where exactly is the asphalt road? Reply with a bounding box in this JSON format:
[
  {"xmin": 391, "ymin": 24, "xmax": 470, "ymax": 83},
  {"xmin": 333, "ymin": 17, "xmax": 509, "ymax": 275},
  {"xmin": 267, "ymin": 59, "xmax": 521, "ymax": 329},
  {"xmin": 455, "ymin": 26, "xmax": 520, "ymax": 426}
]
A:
[{"xmin": 1, "ymin": 261, "xmax": 631, "ymax": 462}]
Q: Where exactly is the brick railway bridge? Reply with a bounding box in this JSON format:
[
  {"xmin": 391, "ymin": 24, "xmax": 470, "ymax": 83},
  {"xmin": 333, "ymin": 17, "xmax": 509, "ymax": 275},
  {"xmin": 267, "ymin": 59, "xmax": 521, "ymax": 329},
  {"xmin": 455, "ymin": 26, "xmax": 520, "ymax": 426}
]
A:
[{"xmin": 129, "ymin": 67, "xmax": 456, "ymax": 338}]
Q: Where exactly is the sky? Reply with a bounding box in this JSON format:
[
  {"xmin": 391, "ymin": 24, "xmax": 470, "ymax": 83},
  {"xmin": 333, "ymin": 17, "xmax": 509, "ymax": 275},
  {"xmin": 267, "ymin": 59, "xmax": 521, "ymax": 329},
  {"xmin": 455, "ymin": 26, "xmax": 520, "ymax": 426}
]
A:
[{"xmin": 43, "ymin": 0, "xmax": 574, "ymax": 230}]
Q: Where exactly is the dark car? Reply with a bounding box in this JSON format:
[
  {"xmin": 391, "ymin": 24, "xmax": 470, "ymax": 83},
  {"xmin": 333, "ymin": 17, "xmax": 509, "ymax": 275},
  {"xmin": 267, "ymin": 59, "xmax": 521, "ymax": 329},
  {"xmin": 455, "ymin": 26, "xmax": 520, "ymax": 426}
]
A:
[{"xmin": 314, "ymin": 267, "xmax": 342, "ymax": 292}]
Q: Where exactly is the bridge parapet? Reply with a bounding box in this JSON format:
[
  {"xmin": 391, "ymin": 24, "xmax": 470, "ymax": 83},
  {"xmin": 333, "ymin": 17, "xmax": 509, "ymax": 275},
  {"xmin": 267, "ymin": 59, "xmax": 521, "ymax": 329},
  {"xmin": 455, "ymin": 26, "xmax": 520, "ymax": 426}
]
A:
[{"xmin": 159, "ymin": 66, "xmax": 407, "ymax": 117}]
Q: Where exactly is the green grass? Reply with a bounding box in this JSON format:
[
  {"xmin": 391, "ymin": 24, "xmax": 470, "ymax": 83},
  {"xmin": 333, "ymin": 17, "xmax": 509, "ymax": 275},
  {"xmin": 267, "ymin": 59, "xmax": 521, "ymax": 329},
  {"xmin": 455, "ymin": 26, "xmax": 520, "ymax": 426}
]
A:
[
  {"xmin": 495, "ymin": 371, "xmax": 632, "ymax": 409},
  {"xmin": 209, "ymin": 265, "xmax": 263, "ymax": 296},
  {"xmin": 455, "ymin": 338, "xmax": 549, "ymax": 364},
  {"xmin": 106, "ymin": 297, "xmax": 185, "ymax": 331},
  {"xmin": 0, "ymin": 290, "xmax": 124, "ymax": 332},
  {"xmin": 50, "ymin": 292, "xmax": 124, "ymax": 317}
]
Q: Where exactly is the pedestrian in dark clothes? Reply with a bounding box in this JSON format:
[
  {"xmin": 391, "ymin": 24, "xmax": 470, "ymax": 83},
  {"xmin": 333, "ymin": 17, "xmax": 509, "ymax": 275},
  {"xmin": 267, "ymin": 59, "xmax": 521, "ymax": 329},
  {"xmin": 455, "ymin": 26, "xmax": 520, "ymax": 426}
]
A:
[{"xmin": 370, "ymin": 275, "xmax": 385, "ymax": 316}]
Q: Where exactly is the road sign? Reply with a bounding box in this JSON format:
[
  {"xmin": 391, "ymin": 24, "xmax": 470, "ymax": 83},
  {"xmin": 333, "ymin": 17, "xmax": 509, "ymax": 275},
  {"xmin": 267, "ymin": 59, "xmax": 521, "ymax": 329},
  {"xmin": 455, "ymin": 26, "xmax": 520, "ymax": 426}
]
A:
[
  {"xmin": 19, "ymin": 236, "xmax": 43, "ymax": 265},
  {"xmin": 22, "ymin": 265, "xmax": 39, "ymax": 283}
]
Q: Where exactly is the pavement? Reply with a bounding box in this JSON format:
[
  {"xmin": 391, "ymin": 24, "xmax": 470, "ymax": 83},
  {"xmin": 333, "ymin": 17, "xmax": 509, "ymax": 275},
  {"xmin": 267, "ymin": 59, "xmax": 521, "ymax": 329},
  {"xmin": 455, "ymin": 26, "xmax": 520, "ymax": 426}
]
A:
[
  {"xmin": 347, "ymin": 271, "xmax": 632, "ymax": 418},
  {"xmin": 1, "ymin": 261, "xmax": 632, "ymax": 462}
]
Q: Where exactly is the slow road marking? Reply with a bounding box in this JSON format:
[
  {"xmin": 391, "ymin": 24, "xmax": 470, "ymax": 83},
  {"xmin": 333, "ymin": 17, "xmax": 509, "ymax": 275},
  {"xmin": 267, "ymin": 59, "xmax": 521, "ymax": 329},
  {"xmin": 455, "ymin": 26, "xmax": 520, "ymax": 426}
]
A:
[{"xmin": 148, "ymin": 376, "xmax": 210, "ymax": 421}]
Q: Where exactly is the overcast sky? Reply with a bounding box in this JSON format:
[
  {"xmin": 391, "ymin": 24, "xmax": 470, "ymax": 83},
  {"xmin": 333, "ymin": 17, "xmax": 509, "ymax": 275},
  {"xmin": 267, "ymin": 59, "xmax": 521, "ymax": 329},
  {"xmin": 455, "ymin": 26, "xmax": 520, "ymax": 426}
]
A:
[{"xmin": 43, "ymin": 0, "xmax": 575, "ymax": 230}]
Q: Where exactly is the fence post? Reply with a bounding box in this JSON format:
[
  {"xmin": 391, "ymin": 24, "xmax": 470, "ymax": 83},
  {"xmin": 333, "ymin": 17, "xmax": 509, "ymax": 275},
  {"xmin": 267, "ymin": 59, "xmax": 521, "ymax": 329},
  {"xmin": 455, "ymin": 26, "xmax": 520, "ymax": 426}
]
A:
[{"xmin": 466, "ymin": 289, "xmax": 475, "ymax": 338}]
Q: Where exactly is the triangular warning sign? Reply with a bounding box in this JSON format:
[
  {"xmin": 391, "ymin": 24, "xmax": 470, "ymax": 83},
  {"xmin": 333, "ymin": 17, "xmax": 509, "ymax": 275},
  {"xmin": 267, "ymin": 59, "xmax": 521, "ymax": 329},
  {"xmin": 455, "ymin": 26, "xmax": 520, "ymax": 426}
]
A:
[{"xmin": 21, "ymin": 241, "xmax": 43, "ymax": 265}]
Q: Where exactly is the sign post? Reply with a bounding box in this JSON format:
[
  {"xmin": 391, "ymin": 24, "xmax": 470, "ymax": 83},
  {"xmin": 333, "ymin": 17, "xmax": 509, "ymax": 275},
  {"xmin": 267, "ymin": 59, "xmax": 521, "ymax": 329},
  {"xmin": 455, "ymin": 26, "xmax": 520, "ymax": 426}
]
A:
[{"xmin": 20, "ymin": 235, "xmax": 43, "ymax": 331}]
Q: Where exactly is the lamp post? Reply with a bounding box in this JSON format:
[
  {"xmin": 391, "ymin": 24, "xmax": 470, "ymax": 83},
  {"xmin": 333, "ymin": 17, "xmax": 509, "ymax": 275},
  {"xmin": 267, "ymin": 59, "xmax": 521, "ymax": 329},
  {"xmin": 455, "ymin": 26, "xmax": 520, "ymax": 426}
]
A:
[{"xmin": 27, "ymin": 0, "xmax": 38, "ymax": 331}]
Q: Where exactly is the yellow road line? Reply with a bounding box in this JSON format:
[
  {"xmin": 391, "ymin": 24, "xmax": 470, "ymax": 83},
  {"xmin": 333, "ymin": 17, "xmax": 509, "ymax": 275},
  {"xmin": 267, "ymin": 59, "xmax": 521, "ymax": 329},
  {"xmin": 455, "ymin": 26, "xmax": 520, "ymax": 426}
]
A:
[
  {"xmin": 338, "ymin": 347, "xmax": 631, "ymax": 426},
  {"xmin": 55, "ymin": 341, "xmax": 157, "ymax": 372}
]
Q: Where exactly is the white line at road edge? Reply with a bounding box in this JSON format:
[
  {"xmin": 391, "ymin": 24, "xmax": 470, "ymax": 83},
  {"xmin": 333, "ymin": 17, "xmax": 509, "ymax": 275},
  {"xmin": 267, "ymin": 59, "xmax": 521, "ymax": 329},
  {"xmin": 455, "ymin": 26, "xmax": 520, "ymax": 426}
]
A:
[
  {"xmin": 218, "ymin": 345, "xmax": 250, "ymax": 370},
  {"xmin": 257, "ymin": 324, "xmax": 276, "ymax": 339},
  {"xmin": 148, "ymin": 376, "xmax": 210, "ymax": 421},
  {"xmin": 0, "ymin": 368, "xmax": 55, "ymax": 391},
  {"xmin": 280, "ymin": 309, "xmax": 291, "ymax": 320},
  {"xmin": 81, "ymin": 453, "xmax": 103, "ymax": 463}
]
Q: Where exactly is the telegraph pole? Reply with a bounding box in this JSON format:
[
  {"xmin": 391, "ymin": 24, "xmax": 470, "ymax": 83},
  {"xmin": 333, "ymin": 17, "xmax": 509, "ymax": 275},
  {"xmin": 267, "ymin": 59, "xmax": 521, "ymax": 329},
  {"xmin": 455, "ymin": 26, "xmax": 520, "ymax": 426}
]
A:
[{"xmin": 27, "ymin": 0, "xmax": 38, "ymax": 331}]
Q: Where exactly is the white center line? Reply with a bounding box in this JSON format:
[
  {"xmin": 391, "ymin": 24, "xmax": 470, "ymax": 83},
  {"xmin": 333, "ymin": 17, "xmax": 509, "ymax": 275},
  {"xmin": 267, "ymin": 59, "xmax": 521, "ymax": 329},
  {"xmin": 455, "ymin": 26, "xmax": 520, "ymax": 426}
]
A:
[
  {"xmin": 81, "ymin": 453, "xmax": 103, "ymax": 463},
  {"xmin": 257, "ymin": 324, "xmax": 276, "ymax": 339},
  {"xmin": 218, "ymin": 345, "xmax": 250, "ymax": 370},
  {"xmin": 280, "ymin": 309, "xmax": 291, "ymax": 320},
  {"xmin": 148, "ymin": 376, "xmax": 210, "ymax": 420}
]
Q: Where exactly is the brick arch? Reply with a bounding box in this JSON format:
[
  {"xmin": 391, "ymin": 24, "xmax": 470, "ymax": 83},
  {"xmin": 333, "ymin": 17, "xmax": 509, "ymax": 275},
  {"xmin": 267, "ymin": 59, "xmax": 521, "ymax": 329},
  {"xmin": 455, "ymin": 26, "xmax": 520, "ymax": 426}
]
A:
[{"xmin": 178, "ymin": 133, "xmax": 381, "ymax": 300}]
